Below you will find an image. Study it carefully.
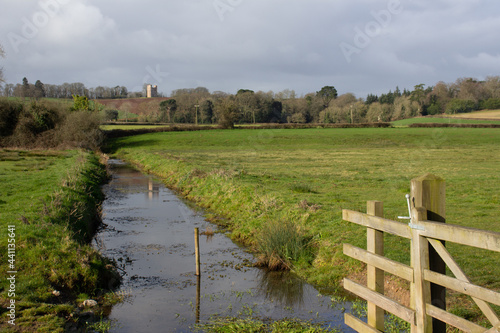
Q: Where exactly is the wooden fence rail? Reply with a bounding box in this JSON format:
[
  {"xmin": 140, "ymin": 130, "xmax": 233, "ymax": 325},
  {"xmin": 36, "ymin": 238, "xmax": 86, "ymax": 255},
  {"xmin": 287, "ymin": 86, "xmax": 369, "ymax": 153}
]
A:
[{"xmin": 342, "ymin": 174, "xmax": 500, "ymax": 333}]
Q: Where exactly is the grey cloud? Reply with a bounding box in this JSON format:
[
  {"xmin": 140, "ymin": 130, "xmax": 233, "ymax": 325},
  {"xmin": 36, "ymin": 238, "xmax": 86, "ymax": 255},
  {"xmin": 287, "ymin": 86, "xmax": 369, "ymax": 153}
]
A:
[{"xmin": 1, "ymin": 0, "xmax": 499, "ymax": 98}]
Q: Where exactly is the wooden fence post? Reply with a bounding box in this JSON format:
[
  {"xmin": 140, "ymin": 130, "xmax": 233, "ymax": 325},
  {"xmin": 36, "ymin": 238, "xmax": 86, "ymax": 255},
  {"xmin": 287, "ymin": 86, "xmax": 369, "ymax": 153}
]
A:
[
  {"xmin": 367, "ymin": 201, "xmax": 384, "ymax": 331},
  {"xmin": 411, "ymin": 206, "xmax": 431, "ymax": 333},
  {"xmin": 194, "ymin": 228, "xmax": 201, "ymax": 276},
  {"xmin": 411, "ymin": 174, "xmax": 446, "ymax": 333}
]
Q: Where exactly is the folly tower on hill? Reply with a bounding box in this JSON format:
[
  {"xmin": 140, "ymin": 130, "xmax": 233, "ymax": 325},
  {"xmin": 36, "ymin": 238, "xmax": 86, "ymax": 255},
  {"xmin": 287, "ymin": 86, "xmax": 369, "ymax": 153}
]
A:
[{"xmin": 146, "ymin": 84, "xmax": 158, "ymax": 98}]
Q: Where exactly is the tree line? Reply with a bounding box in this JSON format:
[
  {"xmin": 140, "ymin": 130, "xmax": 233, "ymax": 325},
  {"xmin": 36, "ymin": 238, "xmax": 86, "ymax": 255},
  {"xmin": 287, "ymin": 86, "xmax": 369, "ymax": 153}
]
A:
[
  {"xmin": 1, "ymin": 78, "xmax": 134, "ymax": 100},
  {"xmin": 146, "ymin": 77, "xmax": 500, "ymax": 126},
  {"xmin": 2, "ymin": 74, "xmax": 500, "ymax": 126}
]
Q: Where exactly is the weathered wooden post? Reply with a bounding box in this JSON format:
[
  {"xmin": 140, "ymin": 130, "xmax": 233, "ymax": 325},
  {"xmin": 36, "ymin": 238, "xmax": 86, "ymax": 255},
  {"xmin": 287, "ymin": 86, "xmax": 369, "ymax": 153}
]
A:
[
  {"xmin": 194, "ymin": 228, "xmax": 201, "ymax": 276},
  {"xmin": 367, "ymin": 201, "xmax": 384, "ymax": 331},
  {"xmin": 411, "ymin": 174, "xmax": 446, "ymax": 333},
  {"xmin": 411, "ymin": 206, "xmax": 431, "ymax": 333}
]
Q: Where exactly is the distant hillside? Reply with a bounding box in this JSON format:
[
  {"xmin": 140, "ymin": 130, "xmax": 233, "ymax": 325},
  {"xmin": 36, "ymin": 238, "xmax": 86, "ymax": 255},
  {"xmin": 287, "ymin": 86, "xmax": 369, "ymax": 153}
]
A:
[
  {"xmin": 392, "ymin": 110, "xmax": 500, "ymax": 127},
  {"xmin": 98, "ymin": 97, "xmax": 169, "ymax": 115},
  {"xmin": 443, "ymin": 109, "xmax": 500, "ymax": 120}
]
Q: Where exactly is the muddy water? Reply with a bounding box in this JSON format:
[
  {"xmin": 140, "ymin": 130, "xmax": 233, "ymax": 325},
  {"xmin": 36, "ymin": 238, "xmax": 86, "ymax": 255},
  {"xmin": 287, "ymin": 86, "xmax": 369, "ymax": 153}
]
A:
[{"xmin": 95, "ymin": 160, "xmax": 354, "ymax": 332}]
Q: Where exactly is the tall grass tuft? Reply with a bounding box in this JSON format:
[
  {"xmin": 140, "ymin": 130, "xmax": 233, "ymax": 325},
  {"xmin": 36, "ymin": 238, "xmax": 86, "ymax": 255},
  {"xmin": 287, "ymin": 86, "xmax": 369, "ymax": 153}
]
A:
[
  {"xmin": 290, "ymin": 183, "xmax": 316, "ymax": 193},
  {"xmin": 255, "ymin": 220, "xmax": 314, "ymax": 270}
]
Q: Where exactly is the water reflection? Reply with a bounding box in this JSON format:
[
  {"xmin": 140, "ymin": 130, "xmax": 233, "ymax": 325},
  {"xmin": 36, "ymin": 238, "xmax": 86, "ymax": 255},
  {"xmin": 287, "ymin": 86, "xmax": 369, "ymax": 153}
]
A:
[
  {"xmin": 195, "ymin": 275, "xmax": 201, "ymax": 324},
  {"xmin": 258, "ymin": 270, "xmax": 305, "ymax": 307},
  {"xmin": 147, "ymin": 177, "xmax": 160, "ymax": 200}
]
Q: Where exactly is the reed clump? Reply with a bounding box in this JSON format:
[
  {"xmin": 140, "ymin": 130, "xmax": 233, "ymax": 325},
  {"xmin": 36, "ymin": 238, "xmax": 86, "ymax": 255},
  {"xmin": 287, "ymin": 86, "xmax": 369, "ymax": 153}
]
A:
[{"xmin": 255, "ymin": 220, "xmax": 314, "ymax": 271}]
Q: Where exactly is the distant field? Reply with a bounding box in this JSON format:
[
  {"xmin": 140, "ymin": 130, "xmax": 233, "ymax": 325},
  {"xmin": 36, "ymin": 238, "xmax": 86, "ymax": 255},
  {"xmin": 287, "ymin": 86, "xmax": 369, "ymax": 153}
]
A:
[
  {"xmin": 101, "ymin": 124, "xmax": 169, "ymax": 130},
  {"xmin": 446, "ymin": 109, "xmax": 500, "ymax": 119},
  {"xmin": 392, "ymin": 114, "xmax": 500, "ymax": 126}
]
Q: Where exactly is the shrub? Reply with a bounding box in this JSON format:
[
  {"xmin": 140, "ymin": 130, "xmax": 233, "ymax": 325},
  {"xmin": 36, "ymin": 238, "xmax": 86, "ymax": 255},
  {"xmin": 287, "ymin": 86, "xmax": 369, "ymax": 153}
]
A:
[
  {"xmin": 480, "ymin": 98, "xmax": 500, "ymax": 110},
  {"xmin": 103, "ymin": 109, "xmax": 119, "ymax": 121},
  {"xmin": 445, "ymin": 99, "xmax": 478, "ymax": 114},
  {"xmin": 256, "ymin": 220, "xmax": 314, "ymax": 270},
  {"xmin": 0, "ymin": 98, "xmax": 23, "ymax": 136},
  {"xmin": 71, "ymin": 94, "xmax": 90, "ymax": 111},
  {"xmin": 56, "ymin": 111, "xmax": 104, "ymax": 150},
  {"xmin": 4, "ymin": 101, "xmax": 62, "ymax": 147}
]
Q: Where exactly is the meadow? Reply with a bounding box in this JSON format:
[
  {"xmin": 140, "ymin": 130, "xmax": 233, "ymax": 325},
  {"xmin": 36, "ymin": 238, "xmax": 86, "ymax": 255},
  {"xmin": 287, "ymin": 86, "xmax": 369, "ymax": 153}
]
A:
[
  {"xmin": 109, "ymin": 126, "xmax": 500, "ymax": 323},
  {"xmin": 391, "ymin": 109, "xmax": 500, "ymax": 126},
  {"xmin": 392, "ymin": 117, "xmax": 500, "ymax": 126}
]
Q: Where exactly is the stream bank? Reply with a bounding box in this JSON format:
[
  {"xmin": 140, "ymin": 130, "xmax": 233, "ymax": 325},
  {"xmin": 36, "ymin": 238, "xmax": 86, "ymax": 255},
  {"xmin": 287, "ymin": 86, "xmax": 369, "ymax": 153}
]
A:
[{"xmin": 95, "ymin": 160, "xmax": 353, "ymax": 332}]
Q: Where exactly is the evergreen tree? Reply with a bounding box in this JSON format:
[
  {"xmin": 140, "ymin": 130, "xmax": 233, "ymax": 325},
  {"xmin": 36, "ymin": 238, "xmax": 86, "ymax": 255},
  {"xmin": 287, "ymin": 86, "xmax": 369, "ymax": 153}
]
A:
[
  {"xmin": 34, "ymin": 80, "xmax": 45, "ymax": 99},
  {"xmin": 22, "ymin": 77, "xmax": 31, "ymax": 98},
  {"xmin": 316, "ymin": 86, "xmax": 338, "ymax": 108}
]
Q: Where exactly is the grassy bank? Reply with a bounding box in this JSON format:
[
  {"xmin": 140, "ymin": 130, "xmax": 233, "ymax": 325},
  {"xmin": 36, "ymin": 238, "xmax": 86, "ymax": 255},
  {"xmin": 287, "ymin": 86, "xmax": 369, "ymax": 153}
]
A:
[
  {"xmin": 108, "ymin": 127, "xmax": 499, "ymax": 323},
  {"xmin": 0, "ymin": 149, "xmax": 119, "ymax": 332}
]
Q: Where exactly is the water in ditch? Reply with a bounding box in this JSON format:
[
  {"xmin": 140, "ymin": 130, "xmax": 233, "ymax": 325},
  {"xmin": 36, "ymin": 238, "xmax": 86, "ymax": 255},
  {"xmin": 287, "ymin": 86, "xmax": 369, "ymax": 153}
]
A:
[{"xmin": 94, "ymin": 160, "xmax": 354, "ymax": 332}]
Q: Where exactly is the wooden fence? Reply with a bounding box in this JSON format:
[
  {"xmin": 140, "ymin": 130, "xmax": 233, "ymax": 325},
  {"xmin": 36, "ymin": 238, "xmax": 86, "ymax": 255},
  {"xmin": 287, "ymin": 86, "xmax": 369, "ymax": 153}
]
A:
[{"xmin": 342, "ymin": 174, "xmax": 500, "ymax": 333}]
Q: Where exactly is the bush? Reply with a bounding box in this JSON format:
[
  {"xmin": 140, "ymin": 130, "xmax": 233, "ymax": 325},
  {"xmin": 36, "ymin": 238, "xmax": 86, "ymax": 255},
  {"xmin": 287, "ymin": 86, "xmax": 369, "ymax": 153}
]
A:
[
  {"xmin": 426, "ymin": 102, "xmax": 443, "ymax": 115},
  {"xmin": 1, "ymin": 99, "xmax": 104, "ymax": 149},
  {"xmin": 256, "ymin": 220, "xmax": 314, "ymax": 270},
  {"xmin": 0, "ymin": 98, "xmax": 23, "ymax": 136},
  {"xmin": 480, "ymin": 98, "xmax": 500, "ymax": 110},
  {"xmin": 56, "ymin": 111, "xmax": 104, "ymax": 150},
  {"xmin": 445, "ymin": 99, "xmax": 478, "ymax": 114},
  {"xmin": 103, "ymin": 109, "xmax": 119, "ymax": 121},
  {"xmin": 4, "ymin": 101, "xmax": 62, "ymax": 147}
]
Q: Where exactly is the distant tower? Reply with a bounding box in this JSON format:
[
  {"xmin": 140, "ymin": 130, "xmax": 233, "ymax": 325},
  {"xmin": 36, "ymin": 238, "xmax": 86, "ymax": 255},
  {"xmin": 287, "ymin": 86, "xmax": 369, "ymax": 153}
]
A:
[{"xmin": 146, "ymin": 84, "xmax": 158, "ymax": 98}]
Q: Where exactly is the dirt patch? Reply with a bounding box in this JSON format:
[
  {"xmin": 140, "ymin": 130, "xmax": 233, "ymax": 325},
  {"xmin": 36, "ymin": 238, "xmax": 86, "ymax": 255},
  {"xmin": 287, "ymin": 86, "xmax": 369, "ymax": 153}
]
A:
[
  {"xmin": 98, "ymin": 97, "xmax": 170, "ymax": 115},
  {"xmin": 346, "ymin": 269, "xmax": 411, "ymax": 307}
]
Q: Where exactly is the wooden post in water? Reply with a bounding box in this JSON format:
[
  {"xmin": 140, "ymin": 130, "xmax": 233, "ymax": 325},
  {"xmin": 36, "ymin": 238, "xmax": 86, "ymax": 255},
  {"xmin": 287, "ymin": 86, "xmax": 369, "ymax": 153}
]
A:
[
  {"xmin": 195, "ymin": 275, "xmax": 201, "ymax": 323},
  {"xmin": 411, "ymin": 174, "xmax": 446, "ymax": 333},
  {"xmin": 194, "ymin": 228, "xmax": 201, "ymax": 276},
  {"xmin": 366, "ymin": 201, "xmax": 384, "ymax": 331}
]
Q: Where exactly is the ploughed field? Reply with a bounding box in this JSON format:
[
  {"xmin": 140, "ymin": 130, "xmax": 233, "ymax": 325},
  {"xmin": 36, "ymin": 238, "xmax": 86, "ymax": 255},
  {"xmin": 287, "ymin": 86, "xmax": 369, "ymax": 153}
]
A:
[{"xmin": 109, "ymin": 127, "xmax": 500, "ymax": 322}]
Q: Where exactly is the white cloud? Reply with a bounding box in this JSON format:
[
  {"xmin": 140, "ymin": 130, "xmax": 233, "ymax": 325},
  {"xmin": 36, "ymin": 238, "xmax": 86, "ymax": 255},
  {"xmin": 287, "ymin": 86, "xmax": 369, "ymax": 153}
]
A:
[{"xmin": 41, "ymin": 2, "xmax": 116, "ymax": 43}]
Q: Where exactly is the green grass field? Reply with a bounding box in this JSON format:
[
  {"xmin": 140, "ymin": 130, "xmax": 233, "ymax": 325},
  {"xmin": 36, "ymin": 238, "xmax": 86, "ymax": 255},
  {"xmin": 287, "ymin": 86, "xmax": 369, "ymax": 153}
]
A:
[
  {"xmin": 101, "ymin": 124, "xmax": 170, "ymax": 130},
  {"xmin": 109, "ymin": 127, "xmax": 500, "ymax": 323},
  {"xmin": 392, "ymin": 116, "xmax": 500, "ymax": 126},
  {"xmin": 0, "ymin": 149, "xmax": 118, "ymax": 332},
  {"xmin": 447, "ymin": 109, "xmax": 500, "ymax": 119}
]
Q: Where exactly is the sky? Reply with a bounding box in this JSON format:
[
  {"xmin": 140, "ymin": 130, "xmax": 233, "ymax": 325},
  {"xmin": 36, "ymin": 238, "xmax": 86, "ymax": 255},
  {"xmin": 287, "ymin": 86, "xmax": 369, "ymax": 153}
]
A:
[{"xmin": 1, "ymin": 0, "xmax": 500, "ymax": 98}]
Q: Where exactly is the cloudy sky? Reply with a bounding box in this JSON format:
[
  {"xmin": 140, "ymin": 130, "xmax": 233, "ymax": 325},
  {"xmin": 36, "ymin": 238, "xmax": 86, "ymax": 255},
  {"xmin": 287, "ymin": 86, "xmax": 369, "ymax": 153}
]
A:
[{"xmin": 1, "ymin": 0, "xmax": 500, "ymax": 98}]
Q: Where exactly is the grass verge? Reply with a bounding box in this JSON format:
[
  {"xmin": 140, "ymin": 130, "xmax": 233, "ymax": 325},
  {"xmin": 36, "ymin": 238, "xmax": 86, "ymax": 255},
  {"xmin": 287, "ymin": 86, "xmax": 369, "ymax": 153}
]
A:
[
  {"xmin": 194, "ymin": 317, "xmax": 335, "ymax": 332},
  {"xmin": 108, "ymin": 127, "xmax": 500, "ymax": 325},
  {"xmin": 0, "ymin": 149, "xmax": 120, "ymax": 332}
]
